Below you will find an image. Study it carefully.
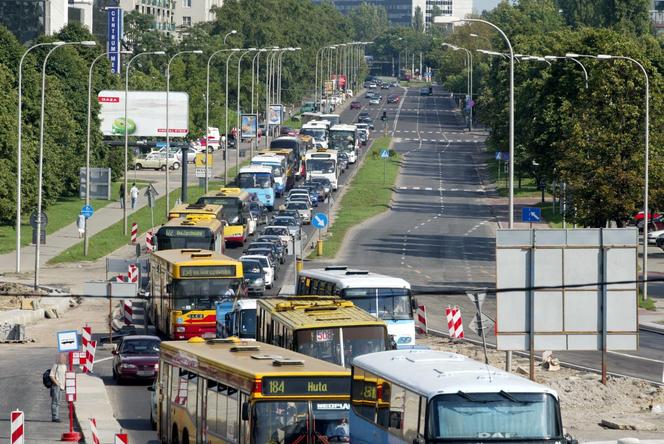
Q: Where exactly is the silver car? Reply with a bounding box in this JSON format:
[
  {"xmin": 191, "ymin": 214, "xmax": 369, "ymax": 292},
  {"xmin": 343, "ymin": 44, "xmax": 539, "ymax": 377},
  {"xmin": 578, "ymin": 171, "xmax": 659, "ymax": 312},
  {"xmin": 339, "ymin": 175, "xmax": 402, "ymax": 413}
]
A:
[{"xmin": 286, "ymin": 201, "xmax": 312, "ymax": 224}]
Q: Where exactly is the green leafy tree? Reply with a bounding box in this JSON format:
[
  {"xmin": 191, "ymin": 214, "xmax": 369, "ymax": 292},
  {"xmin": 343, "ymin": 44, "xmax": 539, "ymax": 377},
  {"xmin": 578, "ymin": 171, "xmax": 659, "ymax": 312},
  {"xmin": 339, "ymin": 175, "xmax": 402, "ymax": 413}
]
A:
[
  {"xmin": 557, "ymin": 0, "xmax": 652, "ymax": 36},
  {"xmin": 348, "ymin": 2, "xmax": 389, "ymax": 41},
  {"xmin": 413, "ymin": 6, "xmax": 425, "ymax": 32}
]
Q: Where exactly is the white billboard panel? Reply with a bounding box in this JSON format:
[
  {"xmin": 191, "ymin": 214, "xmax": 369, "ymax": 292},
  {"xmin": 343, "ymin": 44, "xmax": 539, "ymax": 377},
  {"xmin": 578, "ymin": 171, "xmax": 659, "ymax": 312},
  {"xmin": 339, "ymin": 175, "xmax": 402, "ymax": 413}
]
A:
[
  {"xmin": 496, "ymin": 228, "xmax": 638, "ymax": 351},
  {"xmin": 98, "ymin": 90, "xmax": 189, "ymax": 137}
]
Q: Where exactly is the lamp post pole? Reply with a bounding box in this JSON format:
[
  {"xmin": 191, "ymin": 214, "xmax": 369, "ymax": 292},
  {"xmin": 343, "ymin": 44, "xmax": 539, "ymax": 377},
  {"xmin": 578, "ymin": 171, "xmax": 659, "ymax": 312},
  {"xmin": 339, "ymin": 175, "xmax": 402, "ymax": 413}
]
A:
[
  {"xmin": 224, "ymin": 49, "xmax": 241, "ymax": 184},
  {"xmin": 236, "ymin": 48, "xmax": 257, "ymax": 169},
  {"xmin": 123, "ymin": 50, "xmax": 165, "ymax": 234},
  {"xmin": 35, "ymin": 41, "xmax": 97, "ymax": 288},
  {"xmin": 16, "ymin": 41, "xmax": 63, "ymax": 273}
]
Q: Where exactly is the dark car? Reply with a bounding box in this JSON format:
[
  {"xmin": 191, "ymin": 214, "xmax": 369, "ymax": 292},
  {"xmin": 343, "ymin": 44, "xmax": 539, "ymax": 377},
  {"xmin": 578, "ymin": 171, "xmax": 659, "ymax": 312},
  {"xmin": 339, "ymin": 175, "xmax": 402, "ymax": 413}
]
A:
[
  {"xmin": 387, "ymin": 94, "xmax": 400, "ymax": 104},
  {"xmin": 280, "ymin": 126, "xmax": 294, "ymax": 136},
  {"xmin": 256, "ymin": 235, "xmax": 287, "ymax": 257},
  {"xmin": 420, "ymin": 87, "xmax": 429, "ymax": 96},
  {"xmin": 357, "ymin": 113, "xmax": 374, "ymax": 129},
  {"xmin": 307, "ymin": 177, "xmax": 332, "ymax": 197},
  {"xmin": 242, "ymin": 260, "xmax": 266, "ymax": 295},
  {"xmin": 249, "ymin": 201, "xmax": 268, "ymax": 225},
  {"xmin": 247, "ymin": 241, "xmax": 285, "ymax": 264},
  {"xmin": 381, "ymin": 83, "xmax": 390, "ymax": 89},
  {"xmin": 304, "ymin": 182, "xmax": 326, "ymax": 201},
  {"xmin": 365, "ymin": 91, "xmax": 378, "ymax": 99},
  {"xmin": 350, "ymin": 101, "xmax": 361, "ymax": 110},
  {"xmin": 338, "ymin": 152, "xmax": 349, "ymax": 172},
  {"xmin": 112, "ymin": 335, "xmax": 161, "ymax": 383}
]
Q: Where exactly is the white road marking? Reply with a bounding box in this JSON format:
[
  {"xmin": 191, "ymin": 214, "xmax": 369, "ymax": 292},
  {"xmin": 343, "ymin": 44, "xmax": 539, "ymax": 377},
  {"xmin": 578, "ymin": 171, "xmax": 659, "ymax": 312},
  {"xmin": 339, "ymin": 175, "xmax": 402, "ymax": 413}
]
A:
[{"xmin": 94, "ymin": 356, "xmax": 114, "ymax": 364}]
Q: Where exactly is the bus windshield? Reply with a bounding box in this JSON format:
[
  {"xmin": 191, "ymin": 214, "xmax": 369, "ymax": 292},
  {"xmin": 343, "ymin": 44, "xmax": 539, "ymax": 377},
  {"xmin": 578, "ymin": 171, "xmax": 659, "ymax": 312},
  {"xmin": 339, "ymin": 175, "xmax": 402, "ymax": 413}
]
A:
[
  {"xmin": 429, "ymin": 393, "xmax": 561, "ymax": 441},
  {"xmin": 296, "ymin": 326, "xmax": 386, "ymax": 368},
  {"xmin": 302, "ymin": 128, "xmax": 327, "ymax": 142},
  {"xmin": 156, "ymin": 228, "xmax": 213, "ymax": 251},
  {"xmin": 252, "ymin": 401, "xmax": 350, "ymax": 444},
  {"xmin": 172, "ymin": 278, "xmax": 243, "ymax": 310},
  {"xmin": 198, "ymin": 196, "xmax": 241, "ymax": 223},
  {"xmin": 341, "ymin": 288, "xmax": 412, "ymax": 321},
  {"xmin": 239, "ymin": 173, "xmax": 273, "ymax": 189},
  {"xmin": 329, "ymin": 131, "xmax": 355, "ymax": 151},
  {"xmin": 307, "ymin": 159, "xmax": 335, "ymax": 173}
]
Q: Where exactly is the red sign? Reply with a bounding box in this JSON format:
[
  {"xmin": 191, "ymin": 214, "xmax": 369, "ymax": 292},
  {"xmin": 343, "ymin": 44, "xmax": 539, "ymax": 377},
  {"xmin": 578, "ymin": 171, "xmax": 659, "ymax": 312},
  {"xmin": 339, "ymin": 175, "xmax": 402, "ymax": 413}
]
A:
[{"xmin": 98, "ymin": 96, "xmax": 120, "ymax": 103}]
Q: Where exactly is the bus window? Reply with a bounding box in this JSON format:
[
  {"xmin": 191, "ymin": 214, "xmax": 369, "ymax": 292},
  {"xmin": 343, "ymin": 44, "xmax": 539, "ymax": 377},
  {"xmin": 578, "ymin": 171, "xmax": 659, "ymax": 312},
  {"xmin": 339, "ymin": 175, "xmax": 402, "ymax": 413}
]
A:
[{"xmin": 251, "ymin": 401, "xmax": 309, "ymax": 444}]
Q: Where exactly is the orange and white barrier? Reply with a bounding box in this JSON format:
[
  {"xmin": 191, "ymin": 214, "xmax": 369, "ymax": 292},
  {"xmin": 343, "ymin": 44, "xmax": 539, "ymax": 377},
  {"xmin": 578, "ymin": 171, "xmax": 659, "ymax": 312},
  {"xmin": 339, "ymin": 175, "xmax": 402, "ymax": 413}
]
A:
[{"xmin": 446, "ymin": 306, "xmax": 464, "ymax": 339}]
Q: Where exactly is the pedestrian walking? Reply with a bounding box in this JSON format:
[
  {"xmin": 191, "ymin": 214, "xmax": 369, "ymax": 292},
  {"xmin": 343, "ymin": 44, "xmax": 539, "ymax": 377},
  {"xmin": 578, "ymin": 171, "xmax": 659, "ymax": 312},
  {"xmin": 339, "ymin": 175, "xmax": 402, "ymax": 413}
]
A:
[
  {"xmin": 76, "ymin": 213, "xmax": 85, "ymax": 238},
  {"xmin": 130, "ymin": 183, "xmax": 139, "ymax": 209},
  {"xmin": 119, "ymin": 182, "xmax": 125, "ymax": 209},
  {"xmin": 49, "ymin": 353, "xmax": 67, "ymax": 422}
]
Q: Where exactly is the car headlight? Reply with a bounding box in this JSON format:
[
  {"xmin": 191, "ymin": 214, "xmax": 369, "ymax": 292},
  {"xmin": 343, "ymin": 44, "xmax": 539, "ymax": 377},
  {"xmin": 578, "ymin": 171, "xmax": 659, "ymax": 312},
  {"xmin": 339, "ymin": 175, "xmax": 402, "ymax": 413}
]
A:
[
  {"xmin": 176, "ymin": 326, "xmax": 186, "ymax": 332},
  {"xmin": 255, "ymin": 278, "xmax": 264, "ymax": 285},
  {"xmin": 121, "ymin": 363, "xmax": 137, "ymax": 369}
]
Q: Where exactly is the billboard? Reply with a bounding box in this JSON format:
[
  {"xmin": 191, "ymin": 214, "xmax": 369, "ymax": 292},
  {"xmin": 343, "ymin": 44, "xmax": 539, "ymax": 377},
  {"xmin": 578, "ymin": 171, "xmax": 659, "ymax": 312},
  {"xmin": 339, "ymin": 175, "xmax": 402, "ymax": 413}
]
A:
[
  {"xmin": 268, "ymin": 105, "xmax": 283, "ymax": 126},
  {"xmin": 98, "ymin": 90, "xmax": 189, "ymax": 138},
  {"xmin": 107, "ymin": 8, "xmax": 123, "ymax": 74},
  {"xmin": 324, "ymin": 81, "xmax": 334, "ymax": 94},
  {"xmin": 331, "ymin": 74, "xmax": 346, "ymax": 89},
  {"xmin": 496, "ymin": 228, "xmax": 638, "ymax": 352},
  {"xmin": 241, "ymin": 114, "xmax": 258, "ymax": 139}
]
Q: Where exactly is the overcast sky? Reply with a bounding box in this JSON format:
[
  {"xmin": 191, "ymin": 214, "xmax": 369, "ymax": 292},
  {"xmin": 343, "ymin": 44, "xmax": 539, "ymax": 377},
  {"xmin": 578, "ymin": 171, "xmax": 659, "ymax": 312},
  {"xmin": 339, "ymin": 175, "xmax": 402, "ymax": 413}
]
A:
[{"xmin": 474, "ymin": 0, "xmax": 500, "ymax": 13}]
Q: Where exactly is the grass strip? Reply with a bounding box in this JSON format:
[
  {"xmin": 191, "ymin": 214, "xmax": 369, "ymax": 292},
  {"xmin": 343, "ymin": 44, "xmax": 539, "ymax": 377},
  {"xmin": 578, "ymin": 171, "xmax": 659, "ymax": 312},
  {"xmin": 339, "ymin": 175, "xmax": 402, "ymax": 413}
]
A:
[
  {"xmin": 535, "ymin": 201, "xmax": 563, "ymax": 228},
  {"xmin": 311, "ymin": 136, "xmax": 398, "ymax": 259},
  {"xmin": 0, "ymin": 181, "xmax": 150, "ymax": 254}
]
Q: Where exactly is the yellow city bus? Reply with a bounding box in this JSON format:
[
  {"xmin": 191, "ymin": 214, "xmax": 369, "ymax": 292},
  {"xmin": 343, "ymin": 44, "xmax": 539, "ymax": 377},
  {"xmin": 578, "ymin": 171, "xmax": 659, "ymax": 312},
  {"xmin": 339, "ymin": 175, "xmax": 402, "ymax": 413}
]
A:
[
  {"xmin": 155, "ymin": 215, "xmax": 225, "ymax": 254},
  {"xmin": 196, "ymin": 188, "xmax": 251, "ymax": 246},
  {"xmin": 256, "ymin": 296, "xmax": 391, "ymax": 368},
  {"xmin": 157, "ymin": 337, "xmax": 352, "ymax": 444},
  {"xmin": 149, "ymin": 249, "xmax": 244, "ymax": 340},
  {"xmin": 168, "ymin": 202, "xmax": 224, "ymax": 222}
]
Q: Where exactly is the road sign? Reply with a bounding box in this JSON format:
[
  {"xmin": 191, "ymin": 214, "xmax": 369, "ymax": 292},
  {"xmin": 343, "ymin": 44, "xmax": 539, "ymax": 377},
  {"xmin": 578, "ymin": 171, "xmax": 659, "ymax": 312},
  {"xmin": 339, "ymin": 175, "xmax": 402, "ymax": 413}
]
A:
[
  {"xmin": 29, "ymin": 210, "xmax": 48, "ymax": 228},
  {"xmin": 143, "ymin": 183, "xmax": 159, "ymax": 198},
  {"xmin": 195, "ymin": 167, "xmax": 213, "ymax": 178},
  {"xmin": 311, "ymin": 213, "xmax": 329, "ymax": 229},
  {"xmin": 65, "ymin": 371, "xmax": 76, "ymax": 402},
  {"xmin": 81, "ymin": 204, "xmax": 94, "ymax": 219},
  {"xmin": 521, "ymin": 207, "xmax": 541, "ymax": 222},
  {"xmin": 380, "ymin": 150, "xmax": 389, "ymax": 158},
  {"xmin": 466, "ymin": 291, "xmax": 486, "ymax": 309},
  {"xmin": 57, "ymin": 330, "xmax": 79, "ymax": 353}
]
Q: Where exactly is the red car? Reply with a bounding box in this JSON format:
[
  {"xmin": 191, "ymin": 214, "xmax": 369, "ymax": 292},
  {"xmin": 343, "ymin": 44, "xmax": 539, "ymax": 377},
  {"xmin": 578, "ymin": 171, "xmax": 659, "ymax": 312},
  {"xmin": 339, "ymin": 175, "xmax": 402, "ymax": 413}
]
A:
[
  {"xmin": 387, "ymin": 94, "xmax": 400, "ymax": 104},
  {"xmin": 112, "ymin": 335, "xmax": 161, "ymax": 383},
  {"xmin": 350, "ymin": 101, "xmax": 361, "ymax": 110}
]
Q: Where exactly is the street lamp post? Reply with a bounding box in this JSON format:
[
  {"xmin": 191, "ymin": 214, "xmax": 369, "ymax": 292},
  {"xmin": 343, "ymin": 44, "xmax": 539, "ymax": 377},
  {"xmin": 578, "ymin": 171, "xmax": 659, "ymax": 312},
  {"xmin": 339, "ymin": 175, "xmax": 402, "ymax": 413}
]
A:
[
  {"xmin": 251, "ymin": 48, "xmax": 268, "ymax": 159},
  {"xmin": 15, "ymin": 40, "xmax": 64, "ymax": 273},
  {"xmin": 265, "ymin": 49, "xmax": 281, "ymax": 147},
  {"xmin": 165, "ymin": 50, "xmax": 203, "ymax": 215},
  {"xmin": 35, "ymin": 41, "xmax": 96, "ymax": 288},
  {"xmin": 85, "ymin": 50, "xmax": 130, "ymax": 256},
  {"xmin": 223, "ymin": 29, "xmax": 237, "ymax": 45},
  {"xmin": 443, "ymin": 43, "xmax": 473, "ymax": 130},
  {"xmin": 544, "ymin": 55, "xmax": 589, "ymax": 89},
  {"xmin": 224, "ymin": 49, "xmax": 241, "ymax": 184},
  {"xmin": 123, "ymin": 50, "xmax": 166, "ymax": 235},
  {"xmin": 206, "ymin": 48, "xmax": 236, "ymax": 193},
  {"xmin": 236, "ymin": 48, "xmax": 257, "ymax": 170}
]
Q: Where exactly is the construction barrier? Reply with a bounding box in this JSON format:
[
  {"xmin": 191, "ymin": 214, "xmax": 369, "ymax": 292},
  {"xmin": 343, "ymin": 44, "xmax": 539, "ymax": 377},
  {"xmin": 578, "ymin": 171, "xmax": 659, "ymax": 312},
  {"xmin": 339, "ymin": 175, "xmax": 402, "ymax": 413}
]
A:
[
  {"xmin": 146, "ymin": 230, "xmax": 155, "ymax": 252},
  {"xmin": 123, "ymin": 299, "xmax": 145, "ymax": 326},
  {"xmin": 84, "ymin": 340, "xmax": 97, "ymax": 373},
  {"xmin": 415, "ymin": 304, "xmax": 428, "ymax": 334},
  {"xmin": 446, "ymin": 306, "xmax": 464, "ymax": 339},
  {"xmin": 11, "ymin": 410, "xmax": 24, "ymax": 444},
  {"xmin": 89, "ymin": 418, "xmax": 100, "ymax": 444},
  {"xmin": 115, "ymin": 433, "xmax": 128, "ymax": 444},
  {"xmin": 127, "ymin": 264, "xmax": 138, "ymax": 283},
  {"xmin": 130, "ymin": 222, "xmax": 138, "ymax": 244}
]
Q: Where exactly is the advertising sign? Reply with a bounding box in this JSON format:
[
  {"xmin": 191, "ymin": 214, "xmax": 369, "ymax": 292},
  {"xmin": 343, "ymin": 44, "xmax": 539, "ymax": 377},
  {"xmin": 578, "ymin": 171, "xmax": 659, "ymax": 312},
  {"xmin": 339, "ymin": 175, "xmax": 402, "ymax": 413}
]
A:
[
  {"xmin": 241, "ymin": 114, "xmax": 258, "ymax": 139},
  {"xmin": 98, "ymin": 90, "xmax": 189, "ymax": 137},
  {"xmin": 331, "ymin": 74, "xmax": 347, "ymax": 89},
  {"xmin": 324, "ymin": 81, "xmax": 334, "ymax": 94},
  {"xmin": 268, "ymin": 105, "xmax": 283, "ymax": 126},
  {"xmin": 107, "ymin": 8, "xmax": 123, "ymax": 74}
]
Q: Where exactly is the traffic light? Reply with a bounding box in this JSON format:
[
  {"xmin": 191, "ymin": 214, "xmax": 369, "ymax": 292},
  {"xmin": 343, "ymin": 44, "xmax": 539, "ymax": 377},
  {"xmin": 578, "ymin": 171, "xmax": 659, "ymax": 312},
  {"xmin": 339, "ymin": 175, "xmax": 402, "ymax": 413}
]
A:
[{"xmin": 381, "ymin": 111, "xmax": 387, "ymax": 121}]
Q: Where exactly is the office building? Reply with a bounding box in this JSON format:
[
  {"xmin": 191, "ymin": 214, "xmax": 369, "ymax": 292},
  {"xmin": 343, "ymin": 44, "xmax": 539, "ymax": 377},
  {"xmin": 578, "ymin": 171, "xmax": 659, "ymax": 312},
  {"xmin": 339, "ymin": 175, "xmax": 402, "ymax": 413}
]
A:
[
  {"xmin": 0, "ymin": 0, "xmax": 93, "ymax": 43},
  {"xmin": 652, "ymin": 0, "xmax": 664, "ymax": 33}
]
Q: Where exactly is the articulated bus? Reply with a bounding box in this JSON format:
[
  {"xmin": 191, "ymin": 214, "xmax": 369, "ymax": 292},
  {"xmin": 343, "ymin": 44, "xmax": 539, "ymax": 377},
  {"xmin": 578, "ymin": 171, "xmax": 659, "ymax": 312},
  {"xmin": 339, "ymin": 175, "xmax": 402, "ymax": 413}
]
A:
[
  {"xmin": 168, "ymin": 202, "xmax": 224, "ymax": 222},
  {"xmin": 155, "ymin": 215, "xmax": 225, "ymax": 254},
  {"xmin": 270, "ymin": 137, "xmax": 304, "ymax": 180},
  {"xmin": 197, "ymin": 188, "xmax": 251, "ymax": 246},
  {"xmin": 329, "ymin": 124, "xmax": 359, "ymax": 164},
  {"xmin": 148, "ymin": 249, "xmax": 244, "ymax": 340},
  {"xmin": 297, "ymin": 267, "xmax": 416, "ymax": 347},
  {"xmin": 251, "ymin": 153, "xmax": 288, "ymax": 197},
  {"xmin": 350, "ymin": 349, "xmax": 569, "ymax": 444},
  {"xmin": 238, "ymin": 165, "xmax": 276, "ymax": 209},
  {"xmin": 256, "ymin": 296, "xmax": 390, "ymax": 368},
  {"xmin": 157, "ymin": 337, "xmax": 352, "ymax": 444},
  {"xmin": 305, "ymin": 148, "xmax": 339, "ymax": 190}
]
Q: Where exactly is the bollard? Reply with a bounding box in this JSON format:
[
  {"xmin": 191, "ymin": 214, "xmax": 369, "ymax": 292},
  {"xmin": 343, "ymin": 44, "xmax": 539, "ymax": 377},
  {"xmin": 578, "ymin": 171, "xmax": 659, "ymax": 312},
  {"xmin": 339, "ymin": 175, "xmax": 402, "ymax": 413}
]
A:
[
  {"xmin": 296, "ymin": 257, "xmax": 304, "ymax": 273},
  {"xmin": 316, "ymin": 240, "xmax": 324, "ymax": 256}
]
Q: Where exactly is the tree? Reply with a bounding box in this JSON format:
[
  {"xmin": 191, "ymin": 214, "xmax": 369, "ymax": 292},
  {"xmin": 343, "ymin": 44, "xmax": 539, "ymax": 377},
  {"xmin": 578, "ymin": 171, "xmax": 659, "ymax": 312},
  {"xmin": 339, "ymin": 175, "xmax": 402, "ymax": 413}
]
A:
[
  {"xmin": 557, "ymin": 0, "xmax": 652, "ymax": 36},
  {"xmin": 413, "ymin": 6, "xmax": 425, "ymax": 32},
  {"xmin": 348, "ymin": 2, "xmax": 389, "ymax": 41}
]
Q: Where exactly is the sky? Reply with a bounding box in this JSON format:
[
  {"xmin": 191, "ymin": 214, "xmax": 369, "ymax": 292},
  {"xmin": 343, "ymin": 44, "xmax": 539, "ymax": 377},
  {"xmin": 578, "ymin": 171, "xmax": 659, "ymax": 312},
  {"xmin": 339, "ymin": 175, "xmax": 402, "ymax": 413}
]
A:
[{"xmin": 473, "ymin": 0, "xmax": 501, "ymax": 13}]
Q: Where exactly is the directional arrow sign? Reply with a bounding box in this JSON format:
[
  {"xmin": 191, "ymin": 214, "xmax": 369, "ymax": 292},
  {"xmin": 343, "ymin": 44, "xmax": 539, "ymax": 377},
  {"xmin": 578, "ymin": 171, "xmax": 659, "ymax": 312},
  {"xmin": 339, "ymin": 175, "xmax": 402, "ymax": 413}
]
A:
[
  {"xmin": 312, "ymin": 213, "xmax": 328, "ymax": 229},
  {"xmin": 521, "ymin": 207, "xmax": 541, "ymax": 223},
  {"xmin": 81, "ymin": 204, "xmax": 94, "ymax": 219},
  {"xmin": 380, "ymin": 149, "xmax": 389, "ymax": 159}
]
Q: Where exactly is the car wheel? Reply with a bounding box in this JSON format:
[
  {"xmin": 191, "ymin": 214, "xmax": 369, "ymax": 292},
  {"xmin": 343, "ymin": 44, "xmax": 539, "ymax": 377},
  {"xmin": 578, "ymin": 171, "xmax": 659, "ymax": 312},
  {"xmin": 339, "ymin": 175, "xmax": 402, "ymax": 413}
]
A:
[
  {"xmin": 172, "ymin": 425, "xmax": 180, "ymax": 444},
  {"xmin": 160, "ymin": 165, "xmax": 167, "ymax": 171},
  {"xmin": 150, "ymin": 410, "xmax": 156, "ymax": 430},
  {"xmin": 135, "ymin": 163, "xmax": 142, "ymax": 170},
  {"xmin": 171, "ymin": 162, "xmax": 180, "ymax": 170}
]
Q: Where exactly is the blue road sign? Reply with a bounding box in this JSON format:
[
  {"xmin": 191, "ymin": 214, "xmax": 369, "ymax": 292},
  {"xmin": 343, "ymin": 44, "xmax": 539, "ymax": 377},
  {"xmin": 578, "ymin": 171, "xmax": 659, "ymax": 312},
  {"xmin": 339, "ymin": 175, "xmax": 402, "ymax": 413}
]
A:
[
  {"xmin": 312, "ymin": 213, "xmax": 329, "ymax": 229},
  {"xmin": 81, "ymin": 204, "xmax": 94, "ymax": 219},
  {"xmin": 522, "ymin": 207, "xmax": 542, "ymax": 223},
  {"xmin": 107, "ymin": 8, "xmax": 123, "ymax": 74},
  {"xmin": 380, "ymin": 149, "xmax": 389, "ymax": 158},
  {"xmin": 57, "ymin": 330, "xmax": 79, "ymax": 353}
]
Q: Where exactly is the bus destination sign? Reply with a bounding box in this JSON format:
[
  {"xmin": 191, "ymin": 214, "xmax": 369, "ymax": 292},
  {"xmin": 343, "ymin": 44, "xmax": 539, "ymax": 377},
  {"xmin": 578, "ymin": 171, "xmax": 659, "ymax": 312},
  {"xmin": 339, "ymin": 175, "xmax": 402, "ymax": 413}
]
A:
[
  {"xmin": 262, "ymin": 376, "xmax": 350, "ymax": 396},
  {"xmin": 180, "ymin": 265, "xmax": 237, "ymax": 278},
  {"xmin": 163, "ymin": 228, "xmax": 207, "ymax": 238}
]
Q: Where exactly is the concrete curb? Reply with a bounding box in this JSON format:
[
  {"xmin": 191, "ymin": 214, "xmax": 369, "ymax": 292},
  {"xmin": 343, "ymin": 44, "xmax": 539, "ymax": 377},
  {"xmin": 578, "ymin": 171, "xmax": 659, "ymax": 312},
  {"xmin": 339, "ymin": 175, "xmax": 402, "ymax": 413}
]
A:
[
  {"xmin": 0, "ymin": 297, "xmax": 74, "ymax": 326},
  {"xmin": 74, "ymin": 373, "xmax": 123, "ymax": 443},
  {"xmin": 640, "ymin": 322, "xmax": 664, "ymax": 334}
]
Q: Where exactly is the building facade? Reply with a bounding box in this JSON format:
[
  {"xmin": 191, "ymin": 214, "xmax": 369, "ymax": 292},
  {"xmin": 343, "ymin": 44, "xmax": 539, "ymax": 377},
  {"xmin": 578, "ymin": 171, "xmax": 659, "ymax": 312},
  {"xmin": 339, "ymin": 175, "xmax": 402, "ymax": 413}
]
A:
[
  {"xmin": 0, "ymin": 0, "xmax": 92, "ymax": 42},
  {"xmin": 173, "ymin": 0, "xmax": 221, "ymax": 30},
  {"xmin": 652, "ymin": 0, "xmax": 664, "ymax": 34}
]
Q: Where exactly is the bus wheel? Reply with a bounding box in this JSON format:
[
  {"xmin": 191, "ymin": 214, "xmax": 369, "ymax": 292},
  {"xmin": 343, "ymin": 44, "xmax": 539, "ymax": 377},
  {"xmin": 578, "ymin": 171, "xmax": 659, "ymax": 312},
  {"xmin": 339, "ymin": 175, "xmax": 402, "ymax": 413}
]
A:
[
  {"xmin": 172, "ymin": 425, "xmax": 179, "ymax": 444},
  {"xmin": 182, "ymin": 429, "xmax": 189, "ymax": 444}
]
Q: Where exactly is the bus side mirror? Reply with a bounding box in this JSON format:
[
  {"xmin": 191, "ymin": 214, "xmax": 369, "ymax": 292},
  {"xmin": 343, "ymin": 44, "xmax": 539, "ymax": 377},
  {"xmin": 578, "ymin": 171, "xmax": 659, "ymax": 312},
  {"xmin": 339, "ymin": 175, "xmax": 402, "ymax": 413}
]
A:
[
  {"xmin": 241, "ymin": 401, "xmax": 249, "ymax": 421},
  {"xmin": 411, "ymin": 298, "xmax": 418, "ymax": 311},
  {"xmin": 413, "ymin": 437, "xmax": 425, "ymax": 444}
]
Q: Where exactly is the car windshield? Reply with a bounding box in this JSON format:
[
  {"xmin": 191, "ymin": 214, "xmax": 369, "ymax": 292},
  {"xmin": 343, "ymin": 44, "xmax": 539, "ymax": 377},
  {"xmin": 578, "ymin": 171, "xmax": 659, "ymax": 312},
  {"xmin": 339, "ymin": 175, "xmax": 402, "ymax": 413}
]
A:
[
  {"xmin": 274, "ymin": 218, "xmax": 295, "ymax": 227},
  {"xmin": 307, "ymin": 159, "xmax": 336, "ymax": 173},
  {"xmin": 341, "ymin": 288, "xmax": 413, "ymax": 320},
  {"xmin": 239, "ymin": 309, "xmax": 257, "ymax": 337},
  {"xmin": 288, "ymin": 202, "xmax": 308, "ymax": 210},
  {"xmin": 242, "ymin": 261, "xmax": 263, "ymax": 277},
  {"xmin": 429, "ymin": 393, "xmax": 561, "ymax": 441},
  {"xmin": 120, "ymin": 339, "xmax": 160, "ymax": 355},
  {"xmin": 296, "ymin": 326, "xmax": 386, "ymax": 368},
  {"xmin": 171, "ymin": 278, "xmax": 243, "ymax": 310},
  {"xmin": 239, "ymin": 173, "xmax": 272, "ymax": 189},
  {"xmin": 264, "ymin": 227, "xmax": 287, "ymax": 236}
]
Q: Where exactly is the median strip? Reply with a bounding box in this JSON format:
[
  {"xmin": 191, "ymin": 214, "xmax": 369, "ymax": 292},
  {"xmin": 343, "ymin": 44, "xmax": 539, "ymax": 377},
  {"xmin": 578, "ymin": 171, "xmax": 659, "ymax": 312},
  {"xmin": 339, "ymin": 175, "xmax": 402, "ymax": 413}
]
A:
[{"xmin": 311, "ymin": 136, "xmax": 399, "ymax": 259}]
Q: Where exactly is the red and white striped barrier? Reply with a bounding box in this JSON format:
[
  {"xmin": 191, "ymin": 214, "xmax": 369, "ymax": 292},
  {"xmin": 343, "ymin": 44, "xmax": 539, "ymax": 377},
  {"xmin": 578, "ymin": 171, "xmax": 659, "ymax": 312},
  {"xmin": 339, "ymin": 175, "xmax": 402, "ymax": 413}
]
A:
[
  {"xmin": 115, "ymin": 433, "xmax": 129, "ymax": 444},
  {"xmin": 84, "ymin": 340, "xmax": 97, "ymax": 373},
  {"xmin": 81, "ymin": 327, "xmax": 92, "ymax": 373},
  {"xmin": 127, "ymin": 264, "xmax": 138, "ymax": 283},
  {"xmin": 415, "ymin": 304, "xmax": 428, "ymax": 334},
  {"xmin": 115, "ymin": 275, "xmax": 126, "ymax": 282},
  {"xmin": 124, "ymin": 300, "xmax": 133, "ymax": 325},
  {"xmin": 89, "ymin": 418, "xmax": 100, "ymax": 444},
  {"xmin": 130, "ymin": 222, "xmax": 138, "ymax": 244},
  {"xmin": 446, "ymin": 306, "xmax": 464, "ymax": 339},
  {"xmin": 11, "ymin": 410, "xmax": 24, "ymax": 444},
  {"xmin": 146, "ymin": 230, "xmax": 155, "ymax": 252}
]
